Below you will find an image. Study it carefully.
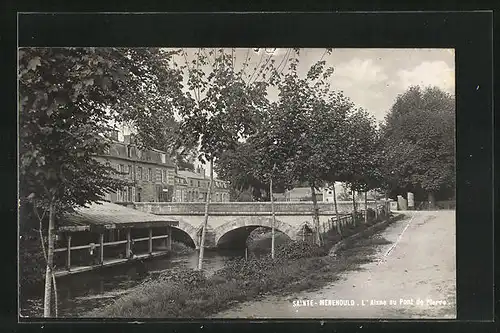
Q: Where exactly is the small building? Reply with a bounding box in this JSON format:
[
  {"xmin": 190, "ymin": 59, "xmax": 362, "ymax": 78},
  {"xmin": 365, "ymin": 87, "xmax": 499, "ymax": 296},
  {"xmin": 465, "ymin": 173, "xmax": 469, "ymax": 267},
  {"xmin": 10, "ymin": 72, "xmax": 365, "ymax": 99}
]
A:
[
  {"xmin": 281, "ymin": 187, "xmax": 324, "ymax": 202},
  {"xmin": 175, "ymin": 167, "xmax": 230, "ymax": 203},
  {"xmin": 54, "ymin": 201, "xmax": 179, "ymax": 277},
  {"xmin": 322, "ymin": 182, "xmax": 385, "ymax": 202}
]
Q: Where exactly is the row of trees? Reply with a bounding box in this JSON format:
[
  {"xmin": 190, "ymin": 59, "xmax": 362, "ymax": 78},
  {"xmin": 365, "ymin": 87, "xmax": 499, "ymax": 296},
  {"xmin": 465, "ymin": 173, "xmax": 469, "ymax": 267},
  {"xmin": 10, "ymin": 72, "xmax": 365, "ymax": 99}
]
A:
[{"xmin": 19, "ymin": 47, "xmax": 455, "ymax": 317}]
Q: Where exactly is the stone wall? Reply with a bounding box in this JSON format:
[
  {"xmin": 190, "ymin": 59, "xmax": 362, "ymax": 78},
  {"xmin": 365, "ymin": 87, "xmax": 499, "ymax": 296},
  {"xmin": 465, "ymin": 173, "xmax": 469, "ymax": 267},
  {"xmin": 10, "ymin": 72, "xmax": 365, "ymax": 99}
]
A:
[{"xmin": 131, "ymin": 200, "xmax": 391, "ymax": 216}]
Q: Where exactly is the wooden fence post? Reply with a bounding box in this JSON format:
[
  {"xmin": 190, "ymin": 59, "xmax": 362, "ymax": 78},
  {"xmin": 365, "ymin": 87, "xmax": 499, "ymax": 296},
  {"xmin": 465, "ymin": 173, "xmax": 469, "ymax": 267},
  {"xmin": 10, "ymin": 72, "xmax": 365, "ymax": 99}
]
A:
[
  {"xmin": 148, "ymin": 228, "xmax": 153, "ymax": 255},
  {"xmin": 126, "ymin": 229, "xmax": 131, "ymax": 259},
  {"xmin": 99, "ymin": 233, "xmax": 104, "ymax": 264},
  {"xmin": 66, "ymin": 234, "xmax": 71, "ymax": 271},
  {"xmin": 167, "ymin": 226, "xmax": 172, "ymax": 251}
]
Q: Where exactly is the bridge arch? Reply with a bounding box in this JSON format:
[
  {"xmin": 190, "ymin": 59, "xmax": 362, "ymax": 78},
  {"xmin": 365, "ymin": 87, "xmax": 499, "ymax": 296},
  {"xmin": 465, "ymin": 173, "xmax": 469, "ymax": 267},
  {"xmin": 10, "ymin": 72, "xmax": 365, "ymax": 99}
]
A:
[
  {"xmin": 295, "ymin": 220, "xmax": 315, "ymax": 233},
  {"xmin": 213, "ymin": 216, "xmax": 297, "ymax": 246},
  {"xmin": 170, "ymin": 218, "xmax": 200, "ymax": 248}
]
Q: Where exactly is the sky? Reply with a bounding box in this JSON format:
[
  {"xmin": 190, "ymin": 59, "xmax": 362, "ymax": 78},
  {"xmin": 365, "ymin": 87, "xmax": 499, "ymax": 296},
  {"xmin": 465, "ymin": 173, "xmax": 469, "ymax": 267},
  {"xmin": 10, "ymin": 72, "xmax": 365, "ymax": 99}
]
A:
[
  {"xmin": 166, "ymin": 48, "xmax": 455, "ymax": 123},
  {"xmin": 120, "ymin": 48, "xmax": 455, "ymax": 176}
]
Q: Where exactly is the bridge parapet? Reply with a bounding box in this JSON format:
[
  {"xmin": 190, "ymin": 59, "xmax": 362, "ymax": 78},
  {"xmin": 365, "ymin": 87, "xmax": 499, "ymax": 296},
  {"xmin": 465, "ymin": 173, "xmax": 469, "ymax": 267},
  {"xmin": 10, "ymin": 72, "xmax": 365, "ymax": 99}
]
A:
[{"xmin": 130, "ymin": 201, "xmax": 391, "ymax": 216}]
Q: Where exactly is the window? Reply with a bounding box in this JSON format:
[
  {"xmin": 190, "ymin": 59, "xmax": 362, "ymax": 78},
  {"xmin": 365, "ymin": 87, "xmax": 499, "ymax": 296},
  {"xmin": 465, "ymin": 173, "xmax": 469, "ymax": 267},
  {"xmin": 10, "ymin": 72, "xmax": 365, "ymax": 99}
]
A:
[
  {"xmin": 148, "ymin": 168, "xmax": 152, "ymax": 181},
  {"xmin": 117, "ymin": 188, "xmax": 126, "ymax": 202},
  {"xmin": 124, "ymin": 187, "xmax": 129, "ymax": 202},
  {"xmin": 190, "ymin": 180, "xmax": 194, "ymax": 187},
  {"xmin": 138, "ymin": 166, "xmax": 142, "ymax": 180},
  {"xmin": 198, "ymin": 180, "xmax": 201, "ymax": 187},
  {"xmin": 128, "ymin": 165, "xmax": 132, "ymax": 177},
  {"xmin": 160, "ymin": 169, "xmax": 163, "ymax": 183},
  {"xmin": 127, "ymin": 146, "xmax": 132, "ymax": 158}
]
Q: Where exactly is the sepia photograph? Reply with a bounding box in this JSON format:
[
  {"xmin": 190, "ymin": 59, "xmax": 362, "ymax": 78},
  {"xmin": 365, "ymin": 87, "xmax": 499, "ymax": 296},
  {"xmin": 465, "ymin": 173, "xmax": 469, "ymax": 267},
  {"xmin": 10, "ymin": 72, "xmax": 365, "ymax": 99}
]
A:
[{"xmin": 18, "ymin": 47, "xmax": 456, "ymax": 319}]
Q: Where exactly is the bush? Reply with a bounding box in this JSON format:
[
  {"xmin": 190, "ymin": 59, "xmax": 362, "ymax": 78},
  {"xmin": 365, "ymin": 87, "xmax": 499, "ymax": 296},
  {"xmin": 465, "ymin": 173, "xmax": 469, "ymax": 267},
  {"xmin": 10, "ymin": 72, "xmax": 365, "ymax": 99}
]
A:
[
  {"xmin": 142, "ymin": 267, "xmax": 207, "ymax": 288},
  {"xmin": 170, "ymin": 241, "xmax": 196, "ymax": 255},
  {"xmin": 275, "ymin": 241, "xmax": 328, "ymax": 260},
  {"xmin": 366, "ymin": 208, "xmax": 376, "ymax": 221},
  {"xmin": 19, "ymin": 232, "xmax": 45, "ymax": 290}
]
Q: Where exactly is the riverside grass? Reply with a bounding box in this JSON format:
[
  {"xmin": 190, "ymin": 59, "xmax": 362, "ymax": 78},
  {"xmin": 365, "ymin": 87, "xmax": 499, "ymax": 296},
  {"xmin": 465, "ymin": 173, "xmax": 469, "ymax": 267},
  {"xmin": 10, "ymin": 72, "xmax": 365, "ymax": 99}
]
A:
[{"xmin": 85, "ymin": 216, "xmax": 396, "ymax": 318}]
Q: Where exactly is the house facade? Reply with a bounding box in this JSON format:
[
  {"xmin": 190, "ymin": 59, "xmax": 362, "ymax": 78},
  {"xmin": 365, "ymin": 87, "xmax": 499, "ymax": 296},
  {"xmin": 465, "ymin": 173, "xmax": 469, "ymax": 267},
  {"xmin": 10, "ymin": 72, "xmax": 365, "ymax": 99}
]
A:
[
  {"xmin": 97, "ymin": 133, "xmax": 230, "ymax": 203},
  {"xmin": 174, "ymin": 168, "xmax": 230, "ymax": 203}
]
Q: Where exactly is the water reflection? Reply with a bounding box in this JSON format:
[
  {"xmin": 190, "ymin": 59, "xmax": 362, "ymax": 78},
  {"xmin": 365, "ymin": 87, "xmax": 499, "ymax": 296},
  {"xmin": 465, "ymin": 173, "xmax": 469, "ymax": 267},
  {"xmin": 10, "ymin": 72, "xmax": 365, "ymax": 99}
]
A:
[{"xmin": 20, "ymin": 248, "xmax": 244, "ymax": 318}]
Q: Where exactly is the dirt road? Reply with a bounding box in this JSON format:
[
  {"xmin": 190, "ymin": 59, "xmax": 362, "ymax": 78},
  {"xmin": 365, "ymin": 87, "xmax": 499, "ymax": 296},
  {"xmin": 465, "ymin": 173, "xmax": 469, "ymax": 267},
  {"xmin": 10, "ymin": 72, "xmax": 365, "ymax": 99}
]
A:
[{"xmin": 213, "ymin": 211, "xmax": 456, "ymax": 319}]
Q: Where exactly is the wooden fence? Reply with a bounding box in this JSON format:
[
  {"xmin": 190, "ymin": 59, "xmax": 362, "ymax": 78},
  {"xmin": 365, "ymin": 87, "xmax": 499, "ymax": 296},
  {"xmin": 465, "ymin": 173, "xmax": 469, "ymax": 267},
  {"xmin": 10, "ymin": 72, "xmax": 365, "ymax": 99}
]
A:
[{"xmin": 53, "ymin": 228, "xmax": 172, "ymax": 272}]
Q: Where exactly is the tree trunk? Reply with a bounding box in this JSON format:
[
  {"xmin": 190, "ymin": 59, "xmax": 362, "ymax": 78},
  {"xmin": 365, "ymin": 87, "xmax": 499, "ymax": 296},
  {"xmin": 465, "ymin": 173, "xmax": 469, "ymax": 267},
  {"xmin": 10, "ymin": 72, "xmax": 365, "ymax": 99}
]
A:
[
  {"xmin": 310, "ymin": 185, "xmax": 322, "ymax": 246},
  {"xmin": 364, "ymin": 191, "xmax": 368, "ymax": 224},
  {"xmin": 428, "ymin": 191, "xmax": 436, "ymax": 210},
  {"xmin": 374, "ymin": 196, "xmax": 379, "ymax": 221},
  {"xmin": 352, "ymin": 190, "xmax": 357, "ymax": 225},
  {"xmin": 331, "ymin": 185, "xmax": 343, "ymax": 237},
  {"xmin": 198, "ymin": 159, "xmax": 214, "ymax": 270},
  {"xmin": 270, "ymin": 175, "xmax": 276, "ymax": 259},
  {"xmin": 43, "ymin": 201, "xmax": 56, "ymax": 317}
]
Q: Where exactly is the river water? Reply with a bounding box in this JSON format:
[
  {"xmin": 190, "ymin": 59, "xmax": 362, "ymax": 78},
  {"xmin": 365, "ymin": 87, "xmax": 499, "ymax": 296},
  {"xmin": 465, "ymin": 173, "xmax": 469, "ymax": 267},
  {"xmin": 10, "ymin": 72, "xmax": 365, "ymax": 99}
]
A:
[{"xmin": 20, "ymin": 249, "xmax": 244, "ymax": 318}]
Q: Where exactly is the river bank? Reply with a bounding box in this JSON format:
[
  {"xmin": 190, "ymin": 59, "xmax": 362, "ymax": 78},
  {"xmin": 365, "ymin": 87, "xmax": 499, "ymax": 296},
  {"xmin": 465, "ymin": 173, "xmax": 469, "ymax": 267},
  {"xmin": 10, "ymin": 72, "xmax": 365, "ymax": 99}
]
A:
[
  {"xmin": 19, "ymin": 241, "xmax": 210, "ymax": 318},
  {"xmin": 85, "ymin": 214, "xmax": 402, "ymax": 318}
]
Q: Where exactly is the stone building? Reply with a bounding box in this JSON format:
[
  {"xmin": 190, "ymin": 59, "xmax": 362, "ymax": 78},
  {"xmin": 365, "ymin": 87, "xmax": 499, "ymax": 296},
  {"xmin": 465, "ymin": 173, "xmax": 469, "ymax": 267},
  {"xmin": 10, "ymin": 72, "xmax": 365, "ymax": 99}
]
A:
[
  {"xmin": 96, "ymin": 133, "xmax": 176, "ymax": 203},
  {"xmin": 97, "ymin": 132, "xmax": 230, "ymax": 203},
  {"xmin": 174, "ymin": 168, "xmax": 230, "ymax": 203}
]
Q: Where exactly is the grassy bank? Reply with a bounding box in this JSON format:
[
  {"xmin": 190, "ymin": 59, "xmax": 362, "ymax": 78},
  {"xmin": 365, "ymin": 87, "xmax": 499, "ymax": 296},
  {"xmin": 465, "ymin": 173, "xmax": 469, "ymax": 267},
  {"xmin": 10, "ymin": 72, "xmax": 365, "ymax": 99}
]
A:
[{"xmin": 85, "ymin": 215, "xmax": 401, "ymax": 318}]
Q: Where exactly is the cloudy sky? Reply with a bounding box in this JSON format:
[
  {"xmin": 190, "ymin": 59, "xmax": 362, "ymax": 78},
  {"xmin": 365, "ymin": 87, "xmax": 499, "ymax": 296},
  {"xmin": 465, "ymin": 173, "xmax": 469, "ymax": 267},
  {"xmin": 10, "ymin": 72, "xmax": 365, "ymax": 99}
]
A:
[
  {"xmin": 168, "ymin": 48, "xmax": 455, "ymax": 123},
  {"xmin": 121, "ymin": 48, "xmax": 455, "ymax": 175}
]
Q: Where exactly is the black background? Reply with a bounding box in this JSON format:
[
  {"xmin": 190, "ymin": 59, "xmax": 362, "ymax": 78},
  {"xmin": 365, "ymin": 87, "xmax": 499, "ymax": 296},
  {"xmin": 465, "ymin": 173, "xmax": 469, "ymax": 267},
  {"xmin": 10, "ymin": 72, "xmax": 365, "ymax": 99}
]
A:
[{"xmin": 2, "ymin": 8, "xmax": 496, "ymax": 333}]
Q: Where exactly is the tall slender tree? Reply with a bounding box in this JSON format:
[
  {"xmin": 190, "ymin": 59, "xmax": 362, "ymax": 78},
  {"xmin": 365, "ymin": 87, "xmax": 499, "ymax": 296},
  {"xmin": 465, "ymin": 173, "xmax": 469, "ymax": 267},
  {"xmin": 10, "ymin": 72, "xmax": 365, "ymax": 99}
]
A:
[
  {"xmin": 177, "ymin": 49, "xmax": 270, "ymax": 270},
  {"xmin": 18, "ymin": 47, "xmax": 141, "ymax": 316}
]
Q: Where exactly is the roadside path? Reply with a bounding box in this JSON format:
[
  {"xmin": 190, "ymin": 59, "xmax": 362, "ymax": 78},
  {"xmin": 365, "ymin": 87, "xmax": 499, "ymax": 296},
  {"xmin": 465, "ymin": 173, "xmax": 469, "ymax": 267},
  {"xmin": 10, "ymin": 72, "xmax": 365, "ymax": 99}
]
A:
[{"xmin": 213, "ymin": 211, "xmax": 456, "ymax": 319}]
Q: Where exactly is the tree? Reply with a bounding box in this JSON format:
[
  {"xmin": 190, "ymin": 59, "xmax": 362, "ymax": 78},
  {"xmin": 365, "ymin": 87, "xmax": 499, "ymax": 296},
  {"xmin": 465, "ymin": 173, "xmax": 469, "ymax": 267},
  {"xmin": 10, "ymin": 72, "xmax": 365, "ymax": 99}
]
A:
[
  {"xmin": 18, "ymin": 47, "xmax": 136, "ymax": 317},
  {"xmin": 177, "ymin": 49, "xmax": 269, "ymax": 270},
  {"xmin": 341, "ymin": 108, "xmax": 381, "ymax": 223},
  {"xmin": 250, "ymin": 49, "xmax": 350, "ymax": 246},
  {"xmin": 215, "ymin": 142, "xmax": 270, "ymax": 201},
  {"xmin": 110, "ymin": 49, "xmax": 198, "ymax": 170},
  {"xmin": 380, "ymin": 86, "xmax": 455, "ymax": 208}
]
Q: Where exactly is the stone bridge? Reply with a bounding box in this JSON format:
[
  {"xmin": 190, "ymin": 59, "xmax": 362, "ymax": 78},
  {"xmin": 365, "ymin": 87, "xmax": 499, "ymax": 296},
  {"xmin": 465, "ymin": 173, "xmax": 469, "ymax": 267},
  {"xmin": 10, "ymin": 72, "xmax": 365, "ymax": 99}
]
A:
[{"xmin": 124, "ymin": 201, "xmax": 391, "ymax": 249}]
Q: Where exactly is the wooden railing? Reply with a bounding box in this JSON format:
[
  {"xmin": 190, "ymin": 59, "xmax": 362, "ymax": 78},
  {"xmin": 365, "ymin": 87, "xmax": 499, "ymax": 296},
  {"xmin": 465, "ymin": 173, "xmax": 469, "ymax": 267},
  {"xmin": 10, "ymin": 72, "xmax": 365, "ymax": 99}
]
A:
[
  {"xmin": 54, "ymin": 229, "xmax": 172, "ymax": 272},
  {"xmin": 320, "ymin": 206, "xmax": 388, "ymax": 235}
]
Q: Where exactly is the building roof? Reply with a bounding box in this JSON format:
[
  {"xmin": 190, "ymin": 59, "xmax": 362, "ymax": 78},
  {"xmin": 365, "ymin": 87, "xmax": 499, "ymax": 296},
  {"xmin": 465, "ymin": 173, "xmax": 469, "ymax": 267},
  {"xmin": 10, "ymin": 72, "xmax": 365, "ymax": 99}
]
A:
[{"xmin": 58, "ymin": 201, "xmax": 178, "ymax": 232}]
